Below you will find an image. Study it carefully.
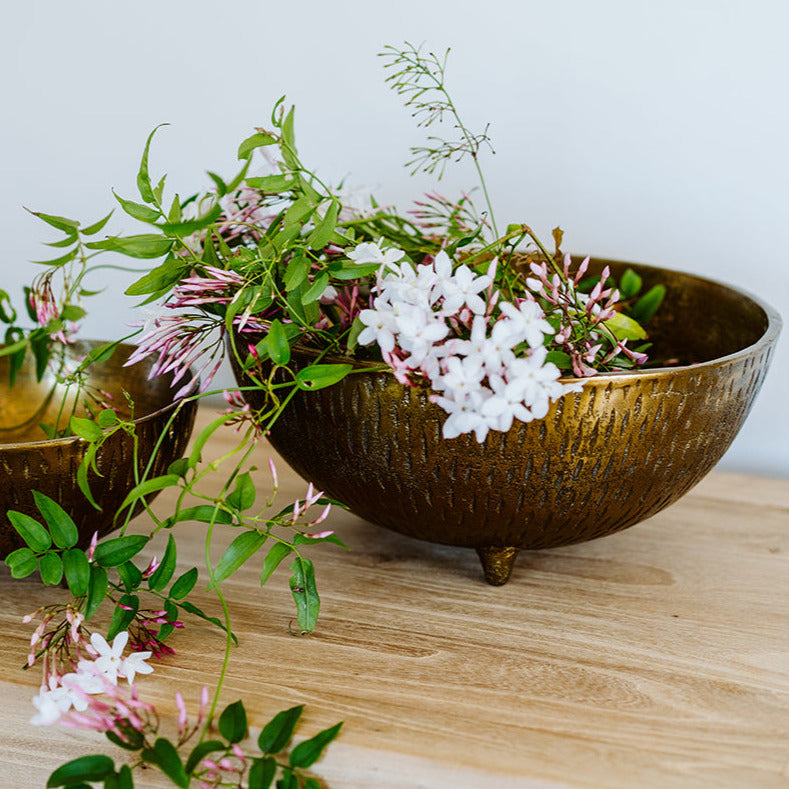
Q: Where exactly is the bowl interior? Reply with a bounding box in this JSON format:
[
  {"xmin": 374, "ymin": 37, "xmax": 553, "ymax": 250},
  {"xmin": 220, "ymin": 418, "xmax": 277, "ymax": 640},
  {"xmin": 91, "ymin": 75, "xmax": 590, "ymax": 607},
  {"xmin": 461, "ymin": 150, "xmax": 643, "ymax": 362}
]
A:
[
  {"xmin": 590, "ymin": 259, "xmax": 772, "ymax": 366},
  {"xmin": 0, "ymin": 341, "xmax": 178, "ymax": 443}
]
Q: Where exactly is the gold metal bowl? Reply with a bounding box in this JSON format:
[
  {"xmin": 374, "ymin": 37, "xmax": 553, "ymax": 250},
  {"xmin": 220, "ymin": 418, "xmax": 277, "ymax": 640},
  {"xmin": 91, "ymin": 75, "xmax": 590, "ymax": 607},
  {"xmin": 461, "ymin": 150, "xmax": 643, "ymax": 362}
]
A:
[
  {"xmin": 0, "ymin": 341, "xmax": 197, "ymax": 558},
  {"xmin": 238, "ymin": 260, "xmax": 781, "ymax": 584}
]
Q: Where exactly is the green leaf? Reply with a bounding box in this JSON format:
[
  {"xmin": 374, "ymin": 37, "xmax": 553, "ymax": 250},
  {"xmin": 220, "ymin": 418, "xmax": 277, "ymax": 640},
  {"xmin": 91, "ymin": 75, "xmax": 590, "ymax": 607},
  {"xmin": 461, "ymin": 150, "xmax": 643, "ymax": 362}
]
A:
[
  {"xmin": 80, "ymin": 210, "xmax": 114, "ymax": 237},
  {"xmin": 289, "ymin": 721, "xmax": 342, "ymax": 768},
  {"xmin": 33, "ymin": 491, "xmax": 79, "ymax": 549},
  {"xmin": 60, "ymin": 304, "xmax": 86, "ymax": 322},
  {"xmin": 153, "ymin": 174, "xmax": 168, "ymax": 205},
  {"xmin": 258, "ymin": 705, "xmax": 304, "ymax": 754},
  {"xmin": 283, "ymin": 253, "xmax": 311, "ymax": 292},
  {"xmin": 156, "ymin": 203, "xmax": 222, "ymax": 235},
  {"xmin": 282, "ymin": 196, "xmax": 315, "ymax": 228},
  {"xmin": 105, "ymin": 728, "xmax": 145, "ymax": 752},
  {"xmin": 161, "ymin": 505, "xmax": 233, "ymax": 529},
  {"xmin": 63, "ymin": 548, "xmax": 91, "ymax": 597},
  {"xmin": 38, "ymin": 551, "xmax": 64, "ymax": 586},
  {"xmin": 295, "ymin": 363, "xmax": 352, "ymax": 391},
  {"xmin": 266, "ymin": 320, "xmax": 290, "ymax": 365},
  {"xmin": 167, "ymin": 193, "xmax": 182, "ymax": 223},
  {"xmin": 218, "ymin": 699, "xmax": 248, "ymax": 744},
  {"xmin": 301, "ymin": 272, "xmax": 329, "ymax": 305},
  {"xmin": 141, "ymin": 738, "xmax": 188, "ymax": 788},
  {"xmin": 148, "ymin": 533, "xmax": 177, "ymax": 591},
  {"xmin": 169, "ymin": 567, "xmax": 198, "ymax": 600},
  {"xmin": 187, "ymin": 414, "xmax": 234, "ymax": 470},
  {"xmin": 178, "ymin": 600, "xmax": 238, "ymax": 645},
  {"xmin": 86, "ymin": 234, "xmax": 173, "ymax": 259},
  {"xmin": 83, "ymin": 341, "xmax": 121, "ymax": 366},
  {"xmin": 545, "ymin": 349, "xmax": 572, "ymax": 370},
  {"xmin": 248, "ymin": 757, "xmax": 277, "ymax": 789},
  {"xmin": 246, "ymin": 174, "xmax": 295, "ymax": 192},
  {"xmin": 29, "ymin": 210, "xmax": 80, "ymax": 235},
  {"xmin": 5, "ymin": 547, "xmax": 38, "ymax": 578},
  {"xmin": 70, "ymin": 415, "xmax": 103, "ymax": 443},
  {"xmin": 330, "ymin": 261, "xmax": 380, "ymax": 280},
  {"xmin": 0, "ymin": 289, "xmax": 17, "ymax": 323},
  {"xmin": 631, "ymin": 284, "xmax": 666, "ymax": 324},
  {"xmin": 137, "ymin": 124, "xmax": 168, "ymax": 204},
  {"xmin": 207, "ymin": 530, "xmax": 266, "ymax": 589},
  {"xmin": 620, "ymin": 268, "xmax": 642, "ymax": 299},
  {"xmin": 113, "ymin": 191, "xmax": 161, "ymax": 223},
  {"xmin": 47, "ymin": 755, "xmax": 115, "ymax": 787},
  {"xmin": 31, "ymin": 247, "xmax": 78, "ymax": 268},
  {"xmin": 276, "ymin": 768, "xmax": 298, "ymax": 789},
  {"xmin": 116, "ymin": 764, "xmax": 134, "ymax": 789},
  {"xmin": 226, "ymin": 470, "xmax": 257, "ymax": 512},
  {"xmin": 117, "ymin": 561, "xmax": 143, "ymax": 592},
  {"xmin": 77, "ymin": 449, "xmax": 101, "ymax": 511},
  {"xmin": 238, "ymin": 131, "xmax": 278, "ymax": 160},
  {"xmin": 184, "ymin": 740, "xmax": 225, "ymax": 774},
  {"xmin": 604, "ymin": 311, "xmax": 647, "ymax": 342},
  {"xmin": 107, "ymin": 594, "xmax": 139, "ymax": 641},
  {"xmin": 260, "ymin": 542, "xmax": 293, "ymax": 585},
  {"xmin": 157, "ymin": 600, "xmax": 178, "ymax": 641},
  {"xmin": 125, "ymin": 258, "xmax": 186, "ymax": 297},
  {"xmin": 93, "ymin": 535, "xmax": 149, "ymax": 567},
  {"xmin": 118, "ymin": 474, "xmax": 181, "ymax": 513},
  {"xmin": 85, "ymin": 564, "xmax": 109, "ymax": 620},
  {"xmin": 7, "ymin": 510, "xmax": 51, "ymax": 552},
  {"xmin": 289, "ymin": 557, "xmax": 320, "ymax": 632},
  {"xmin": 97, "ymin": 409, "xmax": 118, "ymax": 428},
  {"xmin": 307, "ymin": 200, "xmax": 339, "ymax": 250},
  {"xmin": 346, "ymin": 315, "xmax": 364, "ymax": 354}
]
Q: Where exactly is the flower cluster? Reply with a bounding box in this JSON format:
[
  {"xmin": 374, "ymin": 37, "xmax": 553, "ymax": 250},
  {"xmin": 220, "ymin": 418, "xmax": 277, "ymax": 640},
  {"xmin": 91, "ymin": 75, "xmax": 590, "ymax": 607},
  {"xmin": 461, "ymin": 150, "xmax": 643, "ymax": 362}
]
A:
[
  {"xmin": 30, "ymin": 630, "xmax": 153, "ymax": 727},
  {"xmin": 355, "ymin": 246, "xmax": 580, "ymax": 442},
  {"xmin": 526, "ymin": 254, "xmax": 648, "ymax": 376}
]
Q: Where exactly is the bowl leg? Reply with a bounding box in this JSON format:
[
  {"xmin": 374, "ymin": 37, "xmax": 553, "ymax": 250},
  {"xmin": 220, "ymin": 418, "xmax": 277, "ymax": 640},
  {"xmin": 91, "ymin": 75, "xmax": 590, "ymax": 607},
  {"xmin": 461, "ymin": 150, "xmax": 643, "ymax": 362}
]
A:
[{"xmin": 475, "ymin": 546, "xmax": 520, "ymax": 586}]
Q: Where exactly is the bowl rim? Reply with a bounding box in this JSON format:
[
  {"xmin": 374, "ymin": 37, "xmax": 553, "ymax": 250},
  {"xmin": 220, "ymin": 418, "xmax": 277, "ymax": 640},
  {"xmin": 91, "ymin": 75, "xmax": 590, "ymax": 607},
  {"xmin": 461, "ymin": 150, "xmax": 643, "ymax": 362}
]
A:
[
  {"xmin": 275, "ymin": 258, "xmax": 782, "ymax": 386},
  {"xmin": 0, "ymin": 339, "xmax": 196, "ymax": 450}
]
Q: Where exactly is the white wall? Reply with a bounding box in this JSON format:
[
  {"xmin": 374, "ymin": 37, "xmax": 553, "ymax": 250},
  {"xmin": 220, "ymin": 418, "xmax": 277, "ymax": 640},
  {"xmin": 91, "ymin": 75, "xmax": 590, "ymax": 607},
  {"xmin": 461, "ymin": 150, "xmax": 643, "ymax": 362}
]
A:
[{"xmin": 1, "ymin": 0, "xmax": 787, "ymax": 476}]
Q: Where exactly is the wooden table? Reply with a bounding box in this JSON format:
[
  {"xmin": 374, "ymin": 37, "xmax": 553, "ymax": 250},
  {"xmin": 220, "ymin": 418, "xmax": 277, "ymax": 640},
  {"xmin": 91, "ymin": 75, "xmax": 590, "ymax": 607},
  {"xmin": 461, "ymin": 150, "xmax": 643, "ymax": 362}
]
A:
[{"xmin": 1, "ymin": 408, "xmax": 788, "ymax": 788}]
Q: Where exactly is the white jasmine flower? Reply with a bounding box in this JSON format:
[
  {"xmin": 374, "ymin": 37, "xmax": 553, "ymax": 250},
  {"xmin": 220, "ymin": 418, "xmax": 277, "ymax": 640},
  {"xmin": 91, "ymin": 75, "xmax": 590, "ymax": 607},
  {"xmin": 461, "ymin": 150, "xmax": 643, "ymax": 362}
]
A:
[
  {"xmin": 433, "ymin": 391, "xmax": 492, "ymax": 443},
  {"xmin": 358, "ymin": 305, "xmax": 399, "ymax": 353},
  {"xmin": 437, "ymin": 263, "xmax": 492, "ymax": 315},
  {"xmin": 498, "ymin": 300, "xmax": 555, "ymax": 348},
  {"xmin": 433, "ymin": 354, "xmax": 486, "ymax": 400},
  {"xmin": 81, "ymin": 630, "xmax": 153, "ymax": 686},
  {"xmin": 31, "ymin": 687, "xmax": 68, "ymax": 726},
  {"xmin": 120, "ymin": 649, "xmax": 154, "ymax": 685},
  {"xmin": 395, "ymin": 310, "xmax": 449, "ymax": 367},
  {"xmin": 318, "ymin": 284, "xmax": 339, "ymax": 304},
  {"xmin": 346, "ymin": 240, "xmax": 405, "ymax": 269},
  {"xmin": 482, "ymin": 375, "xmax": 536, "ymax": 432}
]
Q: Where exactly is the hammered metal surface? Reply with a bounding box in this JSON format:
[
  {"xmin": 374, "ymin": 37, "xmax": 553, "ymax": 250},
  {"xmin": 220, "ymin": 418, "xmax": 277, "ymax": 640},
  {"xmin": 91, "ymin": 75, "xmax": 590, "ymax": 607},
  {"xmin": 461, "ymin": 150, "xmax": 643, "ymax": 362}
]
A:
[
  {"xmin": 0, "ymin": 341, "xmax": 197, "ymax": 558},
  {"xmin": 239, "ymin": 260, "xmax": 780, "ymax": 580}
]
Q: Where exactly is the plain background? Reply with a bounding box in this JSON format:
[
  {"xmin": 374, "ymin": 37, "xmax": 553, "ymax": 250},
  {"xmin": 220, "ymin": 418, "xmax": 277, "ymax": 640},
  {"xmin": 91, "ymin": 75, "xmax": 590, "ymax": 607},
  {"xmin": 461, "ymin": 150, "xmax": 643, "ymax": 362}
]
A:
[{"xmin": 1, "ymin": 0, "xmax": 787, "ymax": 477}]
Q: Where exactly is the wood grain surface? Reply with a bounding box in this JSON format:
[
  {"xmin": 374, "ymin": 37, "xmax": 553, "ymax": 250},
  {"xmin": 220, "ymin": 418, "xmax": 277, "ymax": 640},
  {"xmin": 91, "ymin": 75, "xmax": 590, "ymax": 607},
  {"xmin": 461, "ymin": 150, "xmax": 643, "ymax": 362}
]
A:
[{"xmin": 0, "ymin": 408, "xmax": 787, "ymax": 788}]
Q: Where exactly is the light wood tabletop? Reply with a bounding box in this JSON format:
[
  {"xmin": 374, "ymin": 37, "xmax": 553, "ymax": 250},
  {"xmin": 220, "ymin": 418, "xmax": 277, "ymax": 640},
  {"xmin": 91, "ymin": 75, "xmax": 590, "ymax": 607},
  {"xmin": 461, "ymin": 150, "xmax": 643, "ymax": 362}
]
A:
[{"xmin": 1, "ymin": 408, "xmax": 788, "ymax": 788}]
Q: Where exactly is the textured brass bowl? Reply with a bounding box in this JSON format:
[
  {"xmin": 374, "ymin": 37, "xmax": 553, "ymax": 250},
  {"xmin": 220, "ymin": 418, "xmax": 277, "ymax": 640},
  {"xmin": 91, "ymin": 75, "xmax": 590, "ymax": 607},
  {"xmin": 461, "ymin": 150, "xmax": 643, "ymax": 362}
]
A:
[
  {"xmin": 237, "ymin": 259, "xmax": 781, "ymax": 585},
  {"xmin": 0, "ymin": 341, "xmax": 197, "ymax": 558}
]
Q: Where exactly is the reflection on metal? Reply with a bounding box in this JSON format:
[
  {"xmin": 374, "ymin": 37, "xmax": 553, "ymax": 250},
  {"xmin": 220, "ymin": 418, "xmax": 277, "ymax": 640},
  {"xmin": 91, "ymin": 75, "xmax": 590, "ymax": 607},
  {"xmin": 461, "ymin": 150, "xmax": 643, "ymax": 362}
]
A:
[{"xmin": 0, "ymin": 341, "xmax": 197, "ymax": 558}]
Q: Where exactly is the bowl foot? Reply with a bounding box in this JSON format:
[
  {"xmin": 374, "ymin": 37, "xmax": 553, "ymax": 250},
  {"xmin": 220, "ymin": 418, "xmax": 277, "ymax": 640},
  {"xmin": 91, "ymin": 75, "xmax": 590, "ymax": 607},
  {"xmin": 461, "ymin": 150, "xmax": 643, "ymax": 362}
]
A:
[{"xmin": 475, "ymin": 546, "xmax": 520, "ymax": 586}]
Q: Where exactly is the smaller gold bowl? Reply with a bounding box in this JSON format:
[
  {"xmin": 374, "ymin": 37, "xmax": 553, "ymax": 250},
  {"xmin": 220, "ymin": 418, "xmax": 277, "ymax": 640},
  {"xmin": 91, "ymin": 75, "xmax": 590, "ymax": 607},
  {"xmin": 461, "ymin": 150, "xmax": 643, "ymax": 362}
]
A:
[{"xmin": 0, "ymin": 341, "xmax": 197, "ymax": 558}]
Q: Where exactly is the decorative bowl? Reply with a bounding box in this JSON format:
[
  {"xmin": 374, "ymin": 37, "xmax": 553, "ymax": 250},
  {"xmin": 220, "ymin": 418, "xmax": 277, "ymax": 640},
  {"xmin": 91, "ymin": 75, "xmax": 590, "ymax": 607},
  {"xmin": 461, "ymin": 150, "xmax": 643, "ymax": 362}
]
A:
[
  {"xmin": 0, "ymin": 340, "xmax": 197, "ymax": 559},
  {"xmin": 237, "ymin": 259, "xmax": 781, "ymax": 584}
]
